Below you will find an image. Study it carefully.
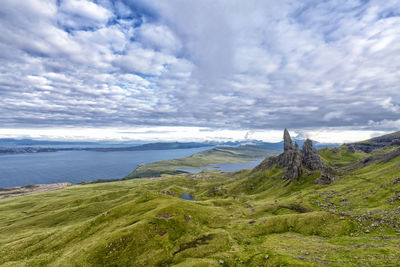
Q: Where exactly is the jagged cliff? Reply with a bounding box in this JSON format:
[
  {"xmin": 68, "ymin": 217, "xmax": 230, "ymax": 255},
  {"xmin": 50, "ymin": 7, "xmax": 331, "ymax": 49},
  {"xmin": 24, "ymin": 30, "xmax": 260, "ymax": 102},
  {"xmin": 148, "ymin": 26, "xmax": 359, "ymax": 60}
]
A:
[{"xmin": 345, "ymin": 131, "xmax": 400, "ymax": 153}]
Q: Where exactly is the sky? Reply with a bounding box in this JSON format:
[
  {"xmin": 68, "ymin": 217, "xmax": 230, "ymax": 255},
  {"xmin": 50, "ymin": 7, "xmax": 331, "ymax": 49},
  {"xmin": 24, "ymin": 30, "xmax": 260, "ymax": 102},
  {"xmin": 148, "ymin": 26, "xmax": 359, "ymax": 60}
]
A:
[{"xmin": 0, "ymin": 0, "xmax": 399, "ymax": 143}]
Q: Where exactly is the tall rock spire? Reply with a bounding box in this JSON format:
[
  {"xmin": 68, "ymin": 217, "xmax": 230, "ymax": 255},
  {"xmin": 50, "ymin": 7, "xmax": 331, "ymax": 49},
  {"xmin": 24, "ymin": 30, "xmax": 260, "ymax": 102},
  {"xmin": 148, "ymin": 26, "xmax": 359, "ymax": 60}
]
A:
[{"xmin": 283, "ymin": 128, "xmax": 293, "ymax": 152}]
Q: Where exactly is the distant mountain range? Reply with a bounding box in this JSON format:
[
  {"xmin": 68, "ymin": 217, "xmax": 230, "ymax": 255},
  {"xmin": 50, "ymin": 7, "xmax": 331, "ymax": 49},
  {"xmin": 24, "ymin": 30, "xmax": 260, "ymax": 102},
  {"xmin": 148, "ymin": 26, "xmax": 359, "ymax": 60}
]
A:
[
  {"xmin": 0, "ymin": 138, "xmax": 143, "ymax": 147},
  {"xmin": 0, "ymin": 138, "xmax": 339, "ymax": 155},
  {"xmin": 0, "ymin": 141, "xmax": 213, "ymax": 154}
]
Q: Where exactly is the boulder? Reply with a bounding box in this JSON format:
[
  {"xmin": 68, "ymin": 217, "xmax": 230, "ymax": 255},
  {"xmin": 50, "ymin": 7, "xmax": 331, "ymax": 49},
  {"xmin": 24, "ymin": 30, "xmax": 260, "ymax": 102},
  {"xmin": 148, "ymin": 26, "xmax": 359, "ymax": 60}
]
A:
[{"xmin": 316, "ymin": 169, "xmax": 335, "ymax": 185}]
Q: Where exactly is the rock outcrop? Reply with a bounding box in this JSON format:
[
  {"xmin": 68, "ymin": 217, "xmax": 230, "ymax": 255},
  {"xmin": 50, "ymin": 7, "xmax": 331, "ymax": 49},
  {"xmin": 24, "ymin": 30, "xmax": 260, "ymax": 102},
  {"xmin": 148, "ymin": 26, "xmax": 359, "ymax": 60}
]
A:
[
  {"xmin": 315, "ymin": 169, "xmax": 335, "ymax": 185},
  {"xmin": 302, "ymin": 139, "xmax": 324, "ymax": 170},
  {"xmin": 283, "ymin": 128, "xmax": 293, "ymax": 152},
  {"xmin": 282, "ymin": 142, "xmax": 303, "ymax": 182},
  {"xmin": 362, "ymin": 147, "xmax": 400, "ymax": 165},
  {"xmin": 346, "ymin": 131, "xmax": 400, "ymax": 153},
  {"xmin": 392, "ymin": 139, "xmax": 400, "ymax": 146},
  {"xmin": 279, "ymin": 131, "xmax": 324, "ymax": 182},
  {"xmin": 254, "ymin": 129, "xmax": 326, "ymax": 184},
  {"xmin": 347, "ymin": 144, "xmax": 356, "ymax": 153}
]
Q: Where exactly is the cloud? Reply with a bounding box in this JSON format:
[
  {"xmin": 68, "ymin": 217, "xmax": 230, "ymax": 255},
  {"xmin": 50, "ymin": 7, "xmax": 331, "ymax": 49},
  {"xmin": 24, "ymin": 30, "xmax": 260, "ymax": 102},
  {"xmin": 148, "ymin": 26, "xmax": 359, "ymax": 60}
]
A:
[
  {"xmin": 136, "ymin": 23, "xmax": 182, "ymax": 53},
  {"xmin": 323, "ymin": 111, "xmax": 344, "ymax": 122},
  {"xmin": 380, "ymin": 97, "xmax": 400, "ymax": 113},
  {"xmin": 0, "ymin": 0, "xmax": 399, "ymax": 142},
  {"xmin": 59, "ymin": 0, "xmax": 113, "ymax": 28},
  {"xmin": 112, "ymin": 43, "xmax": 178, "ymax": 75}
]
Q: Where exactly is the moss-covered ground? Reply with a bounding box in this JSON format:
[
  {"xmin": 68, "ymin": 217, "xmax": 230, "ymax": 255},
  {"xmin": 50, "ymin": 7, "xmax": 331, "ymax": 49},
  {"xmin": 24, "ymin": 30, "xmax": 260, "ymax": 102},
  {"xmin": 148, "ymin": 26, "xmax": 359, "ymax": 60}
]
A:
[{"xmin": 0, "ymin": 146, "xmax": 399, "ymax": 266}]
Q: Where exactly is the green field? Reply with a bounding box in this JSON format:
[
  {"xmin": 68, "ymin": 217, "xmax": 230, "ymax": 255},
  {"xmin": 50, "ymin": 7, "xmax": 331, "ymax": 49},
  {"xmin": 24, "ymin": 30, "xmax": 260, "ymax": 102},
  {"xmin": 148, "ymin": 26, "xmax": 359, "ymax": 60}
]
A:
[
  {"xmin": 0, "ymin": 144, "xmax": 400, "ymax": 266},
  {"xmin": 125, "ymin": 145, "xmax": 280, "ymax": 178}
]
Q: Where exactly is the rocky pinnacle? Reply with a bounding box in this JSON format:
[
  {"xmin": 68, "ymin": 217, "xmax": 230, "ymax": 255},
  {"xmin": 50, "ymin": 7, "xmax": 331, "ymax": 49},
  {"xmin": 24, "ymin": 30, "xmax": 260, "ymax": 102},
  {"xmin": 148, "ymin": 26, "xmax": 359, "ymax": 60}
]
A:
[
  {"xmin": 283, "ymin": 142, "xmax": 303, "ymax": 182},
  {"xmin": 283, "ymin": 128, "xmax": 293, "ymax": 152},
  {"xmin": 254, "ymin": 129, "xmax": 327, "ymax": 184},
  {"xmin": 302, "ymin": 139, "xmax": 324, "ymax": 170}
]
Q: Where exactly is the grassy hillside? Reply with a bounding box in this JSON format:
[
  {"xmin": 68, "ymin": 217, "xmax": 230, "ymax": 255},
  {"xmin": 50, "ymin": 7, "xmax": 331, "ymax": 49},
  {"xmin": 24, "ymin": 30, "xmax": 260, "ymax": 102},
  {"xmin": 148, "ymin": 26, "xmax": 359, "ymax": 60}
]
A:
[
  {"xmin": 0, "ymin": 144, "xmax": 399, "ymax": 266},
  {"xmin": 125, "ymin": 145, "xmax": 279, "ymax": 178}
]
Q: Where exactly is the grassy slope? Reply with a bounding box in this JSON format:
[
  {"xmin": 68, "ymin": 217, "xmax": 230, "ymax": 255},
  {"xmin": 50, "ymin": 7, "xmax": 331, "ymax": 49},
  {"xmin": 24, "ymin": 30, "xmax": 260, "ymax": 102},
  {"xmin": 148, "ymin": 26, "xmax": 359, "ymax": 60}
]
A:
[
  {"xmin": 0, "ymin": 147, "xmax": 399, "ymax": 266},
  {"xmin": 125, "ymin": 145, "xmax": 280, "ymax": 178}
]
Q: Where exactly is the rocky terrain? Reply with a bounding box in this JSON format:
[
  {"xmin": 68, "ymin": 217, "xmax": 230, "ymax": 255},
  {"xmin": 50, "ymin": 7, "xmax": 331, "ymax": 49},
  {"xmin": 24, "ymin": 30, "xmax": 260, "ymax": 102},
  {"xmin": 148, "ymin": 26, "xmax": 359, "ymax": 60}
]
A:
[
  {"xmin": 254, "ymin": 128, "xmax": 327, "ymax": 183},
  {"xmin": 345, "ymin": 131, "xmax": 400, "ymax": 153}
]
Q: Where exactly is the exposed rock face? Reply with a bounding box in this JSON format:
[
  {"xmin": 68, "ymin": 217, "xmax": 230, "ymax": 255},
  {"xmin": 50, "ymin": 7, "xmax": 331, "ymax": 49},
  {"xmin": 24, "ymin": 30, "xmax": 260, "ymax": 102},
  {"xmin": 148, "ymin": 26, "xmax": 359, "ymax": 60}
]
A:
[
  {"xmin": 392, "ymin": 139, "xmax": 400, "ymax": 146},
  {"xmin": 254, "ymin": 129, "xmax": 325, "ymax": 184},
  {"xmin": 283, "ymin": 128, "xmax": 293, "ymax": 152},
  {"xmin": 347, "ymin": 145, "xmax": 356, "ymax": 153},
  {"xmin": 362, "ymin": 147, "xmax": 400, "ymax": 165},
  {"xmin": 282, "ymin": 142, "xmax": 303, "ymax": 182},
  {"xmin": 346, "ymin": 132, "xmax": 400, "ymax": 153},
  {"xmin": 302, "ymin": 139, "xmax": 324, "ymax": 170},
  {"xmin": 316, "ymin": 168, "xmax": 335, "ymax": 185}
]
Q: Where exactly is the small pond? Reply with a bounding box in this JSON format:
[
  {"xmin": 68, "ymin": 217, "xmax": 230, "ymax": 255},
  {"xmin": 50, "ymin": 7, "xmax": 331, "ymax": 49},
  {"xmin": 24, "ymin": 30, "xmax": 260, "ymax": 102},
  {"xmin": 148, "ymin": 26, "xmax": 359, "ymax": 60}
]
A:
[{"xmin": 179, "ymin": 191, "xmax": 195, "ymax": 201}]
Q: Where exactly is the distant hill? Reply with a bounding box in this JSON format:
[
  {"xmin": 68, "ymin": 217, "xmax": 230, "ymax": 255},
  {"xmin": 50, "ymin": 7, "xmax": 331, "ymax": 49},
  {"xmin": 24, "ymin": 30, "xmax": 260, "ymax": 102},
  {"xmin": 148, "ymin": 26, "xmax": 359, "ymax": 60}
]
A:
[{"xmin": 89, "ymin": 142, "xmax": 213, "ymax": 152}]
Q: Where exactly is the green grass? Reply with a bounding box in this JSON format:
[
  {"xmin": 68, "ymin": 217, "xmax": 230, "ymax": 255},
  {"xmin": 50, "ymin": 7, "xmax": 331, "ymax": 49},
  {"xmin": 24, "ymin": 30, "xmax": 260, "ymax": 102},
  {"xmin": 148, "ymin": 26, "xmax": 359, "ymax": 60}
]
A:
[
  {"xmin": 318, "ymin": 146, "xmax": 366, "ymax": 167},
  {"xmin": 125, "ymin": 145, "xmax": 280, "ymax": 178},
  {"xmin": 0, "ymin": 146, "xmax": 400, "ymax": 266}
]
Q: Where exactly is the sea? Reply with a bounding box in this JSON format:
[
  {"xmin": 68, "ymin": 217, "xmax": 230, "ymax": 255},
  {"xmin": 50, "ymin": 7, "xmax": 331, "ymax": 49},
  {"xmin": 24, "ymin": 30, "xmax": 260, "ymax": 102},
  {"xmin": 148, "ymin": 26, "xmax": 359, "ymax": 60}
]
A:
[{"xmin": 0, "ymin": 147, "xmax": 212, "ymax": 188}]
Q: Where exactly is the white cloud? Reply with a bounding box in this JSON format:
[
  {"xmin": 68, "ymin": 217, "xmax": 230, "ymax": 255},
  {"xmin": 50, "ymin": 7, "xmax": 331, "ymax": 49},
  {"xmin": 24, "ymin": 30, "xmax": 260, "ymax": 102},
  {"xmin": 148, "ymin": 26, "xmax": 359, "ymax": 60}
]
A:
[
  {"xmin": 380, "ymin": 97, "xmax": 400, "ymax": 113},
  {"xmin": 323, "ymin": 111, "xmax": 344, "ymax": 122},
  {"xmin": 113, "ymin": 43, "xmax": 178, "ymax": 75},
  {"xmin": 136, "ymin": 23, "xmax": 182, "ymax": 53},
  {"xmin": 59, "ymin": 0, "xmax": 112, "ymax": 28},
  {"xmin": 302, "ymin": 128, "xmax": 390, "ymax": 144},
  {"xmin": 0, "ymin": 0, "xmax": 399, "ymax": 141}
]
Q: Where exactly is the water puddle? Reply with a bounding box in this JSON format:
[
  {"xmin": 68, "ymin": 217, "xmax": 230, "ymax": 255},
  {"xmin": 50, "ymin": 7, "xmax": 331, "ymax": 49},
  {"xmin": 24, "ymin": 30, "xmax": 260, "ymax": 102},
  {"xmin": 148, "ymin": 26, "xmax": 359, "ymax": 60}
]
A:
[{"xmin": 179, "ymin": 191, "xmax": 195, "ymax": 201}]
